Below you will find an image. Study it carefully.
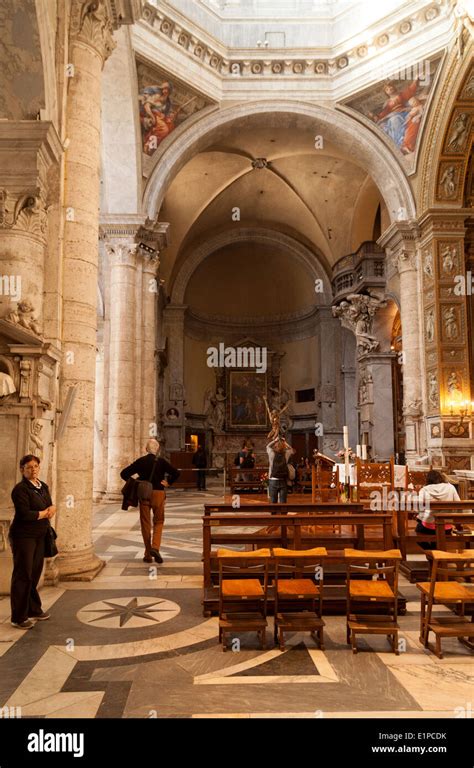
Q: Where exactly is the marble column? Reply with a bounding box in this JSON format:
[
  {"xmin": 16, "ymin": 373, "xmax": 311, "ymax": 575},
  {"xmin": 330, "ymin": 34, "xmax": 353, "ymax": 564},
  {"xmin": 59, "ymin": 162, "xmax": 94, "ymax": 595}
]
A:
[
  {"xmin": 56, "ymin": 1, "xmax": 116, "ymax": 579},
  {"xmin": 379, "ymin": 222, "xmax": 424, "ymax": 463},
  {"xmin": 358, "ymin": 352, "xmax": 395, "ymax": 460}
]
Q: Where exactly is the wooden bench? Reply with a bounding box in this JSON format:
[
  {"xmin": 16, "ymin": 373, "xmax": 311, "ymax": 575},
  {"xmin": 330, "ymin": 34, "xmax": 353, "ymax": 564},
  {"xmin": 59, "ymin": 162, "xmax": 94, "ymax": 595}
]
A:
[
  {"xmin": 202, "ymin": 511, "xmax": 400, "ymax": 615},
  {"xmin": 229, "ymin": 465, "xmax": 266, "ymax": 494},
  {"xmin": 204, "ymin": 501, "xmax": 364, "ymax": 516},
  {"xmin": 396, "ymin": 502, "xmax": 474, "ymax": 582}
]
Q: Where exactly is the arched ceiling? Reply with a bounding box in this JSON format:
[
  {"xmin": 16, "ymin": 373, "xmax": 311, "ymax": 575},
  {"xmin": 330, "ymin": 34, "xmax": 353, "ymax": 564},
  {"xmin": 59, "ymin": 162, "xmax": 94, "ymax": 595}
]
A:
[{"xmin": 159, "ymin": 115, "xmax": 383, "ymax": 307}]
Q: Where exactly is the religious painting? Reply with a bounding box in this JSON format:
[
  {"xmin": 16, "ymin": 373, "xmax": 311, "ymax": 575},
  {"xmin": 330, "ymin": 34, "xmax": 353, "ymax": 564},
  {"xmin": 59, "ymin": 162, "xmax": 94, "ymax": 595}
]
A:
[
  {"xmin": 136, "ymin": 59, "xmax": 214, "ymax": 157},
  {"xmin": 229, "ymin": 371, "xmax": 267, "ymax": 428},
  {"xmin": 341, "ymin": 56, "xmax": 442, "ymax": 161}
]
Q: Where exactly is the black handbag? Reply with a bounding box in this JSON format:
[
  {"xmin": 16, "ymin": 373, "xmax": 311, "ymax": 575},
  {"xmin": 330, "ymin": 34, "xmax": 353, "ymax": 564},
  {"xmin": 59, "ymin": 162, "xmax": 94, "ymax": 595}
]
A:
[{"xmin": 44, "ymin": 523, "xmax": 58, "ymax": 558}]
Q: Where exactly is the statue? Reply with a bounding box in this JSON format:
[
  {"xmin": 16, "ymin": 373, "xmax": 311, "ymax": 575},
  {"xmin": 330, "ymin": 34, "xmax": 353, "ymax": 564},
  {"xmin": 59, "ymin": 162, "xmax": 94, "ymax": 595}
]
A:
[
  {"xmin": 447, "ymin": 370, "xmax": 461, "ymax": 396},
  {"xmin": 263, "ymin": 395, "xmax": 290, "ymax": 440},
  {"xmin": 333, "ymin": 292, "xmax": 386, "ymax": 355},
  {"xmin": 5, "ymin": 299, "xmax": 42, "ymax": 337},
  {"xmin": 0, "ymin": 371, "xmax": 16, "ymax": 397},
  {"xmin": 441, "ymin": 245, "xmax": 456, "ymax": 274},
  {"xmin": 204, "ymin": 386, "xmax": 226, "ymax": 432},
  {"xmin": 447, "ymin": 112, "xmax": 470, "ymax": 151},
  {"xmin": 439, "ymin": 166, "xmax": 456, "ymax": 198}
]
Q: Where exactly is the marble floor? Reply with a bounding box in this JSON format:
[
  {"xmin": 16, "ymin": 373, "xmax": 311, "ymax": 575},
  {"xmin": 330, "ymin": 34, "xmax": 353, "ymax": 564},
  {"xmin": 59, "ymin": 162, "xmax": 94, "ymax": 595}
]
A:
[{"xmin": 0, "ymin": 489, "xmax": 473, "ymax": 719}]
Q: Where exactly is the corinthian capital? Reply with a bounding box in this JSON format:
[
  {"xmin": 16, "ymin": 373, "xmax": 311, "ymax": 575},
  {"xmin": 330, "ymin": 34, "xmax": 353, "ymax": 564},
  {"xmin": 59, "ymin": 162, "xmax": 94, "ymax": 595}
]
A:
[
  {"xmin": 378, "ymin": 220, "xmax": 420, "ymax": 275},
  {"xmin": 70, "ymin": 1, "xmax": 116, "ymax": 64}
]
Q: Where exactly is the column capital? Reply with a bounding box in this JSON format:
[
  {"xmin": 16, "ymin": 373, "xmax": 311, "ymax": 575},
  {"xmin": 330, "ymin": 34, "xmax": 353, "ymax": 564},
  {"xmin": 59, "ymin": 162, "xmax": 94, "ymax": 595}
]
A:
[
  {"xmin": 417, "ymin": 209, "xmax": 468, "ymax": 242},
  {"xmin": 70, "ymin": 1, "xmax": 144, "ymax": 65},
  {"xmin": 378, "ymin": 221, "xmax": 420, "ymax": 274},
  {"xmin": 100, "ymin": 215, "xmax": 170, "ymax": 270}
]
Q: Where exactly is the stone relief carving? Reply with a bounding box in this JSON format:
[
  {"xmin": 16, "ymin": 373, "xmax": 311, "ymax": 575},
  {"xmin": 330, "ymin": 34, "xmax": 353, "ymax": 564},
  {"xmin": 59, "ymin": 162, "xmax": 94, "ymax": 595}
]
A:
[
  {"xmin": 0, "ymin": 190, "xmax": 47, "ymax": 235},
  {"xmin": 425, "ymin": 308, "xmax": 435, "ymax": 343},
  {"xmin": 358, "ymin": 372, "xmax": 373, "ymax": 405},
  {"xmin": 447, "ymin": 370, "xmax": 462, "ymax": 397},
  {"xmin": 440, "ymin": 244, "xmax": 458, "ymax": 274},
  {"xmin": 403, "ymin": 399, "xmax": 422, "ymax": 417},
  {"xmin": 29, "ymin": 419, "xmax": 43, "ymax": 458},
  {"xmin": 438, "ymin": 165, "xmax": 457, "ymax": 198},
  {"xmin": 462, "ymin": 69, "xmax": 474, "ymax": 98},
  {"xmin": 423, "ymin": 250, "xmax": 433, "ymax": 278},
  {"xmin": 19, "ymin": 360, "xmax": 31, "ymax": 398},
  {"xmin": 428, "ymin": 372, "xmax": 438, "ymax": 408},
  {"xmin": 5, "ymin": 299, "xmax": 42, "ymax": 337},
  {"xmin": 447, "ymin": 112, "xmax": 471, "ymax": 152},
  {"xmin": 73, "ymin": 0, "xmax": 116, "ymax": 61},
  {"xmin": 0, "ymin": 371, "xmax": 16, "ymax": 397},
  {"xmin": 332, "ymin": 292, "xmax": 386, "ymax": 355},
  {"xmin": 444, "ymin": 306, "xmax": 459, "ymax": 340}
]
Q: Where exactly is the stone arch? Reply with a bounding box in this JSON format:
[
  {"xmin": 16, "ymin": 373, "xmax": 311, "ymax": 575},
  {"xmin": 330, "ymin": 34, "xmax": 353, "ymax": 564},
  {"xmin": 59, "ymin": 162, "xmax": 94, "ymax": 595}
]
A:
[
  {"xmin": 143, "ymin": 101, "xmax": 416, "ymax": 223},
  {"xmin": 170, "ymin": 227, "xmax": 331, "ymax": 305},
  {"xmin": 418, "ymin": 45, "xmax": 474, "ymax": 212}
]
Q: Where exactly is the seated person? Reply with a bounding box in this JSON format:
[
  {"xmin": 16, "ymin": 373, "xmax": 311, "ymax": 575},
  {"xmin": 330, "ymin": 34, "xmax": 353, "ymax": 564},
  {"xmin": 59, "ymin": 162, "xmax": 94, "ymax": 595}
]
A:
[{"xmin": 416, "ymin": 470, "xmax": 460, "ymax": 549}]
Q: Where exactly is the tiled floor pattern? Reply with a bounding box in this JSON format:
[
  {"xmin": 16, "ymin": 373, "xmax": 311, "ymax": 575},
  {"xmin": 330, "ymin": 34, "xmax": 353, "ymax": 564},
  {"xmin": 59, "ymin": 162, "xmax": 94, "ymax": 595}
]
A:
[{"xmin": 0, "ymin": 488, "xmax": 473, "ymax": 718}]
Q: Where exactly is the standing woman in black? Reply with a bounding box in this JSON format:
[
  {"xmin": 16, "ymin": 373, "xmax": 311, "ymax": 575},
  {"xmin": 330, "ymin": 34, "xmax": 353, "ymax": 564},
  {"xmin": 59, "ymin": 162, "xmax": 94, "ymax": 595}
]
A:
[{"xmin": 10, "ymin": 454, "xmax": 56, "ymax": 629}]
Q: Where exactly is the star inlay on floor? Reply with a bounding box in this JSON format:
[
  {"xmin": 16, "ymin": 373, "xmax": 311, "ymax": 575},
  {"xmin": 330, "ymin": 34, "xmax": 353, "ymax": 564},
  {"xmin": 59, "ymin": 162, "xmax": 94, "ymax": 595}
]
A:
[{"xmin": 76, "ymin": 596, "xmax": 180, "ymax": 629}]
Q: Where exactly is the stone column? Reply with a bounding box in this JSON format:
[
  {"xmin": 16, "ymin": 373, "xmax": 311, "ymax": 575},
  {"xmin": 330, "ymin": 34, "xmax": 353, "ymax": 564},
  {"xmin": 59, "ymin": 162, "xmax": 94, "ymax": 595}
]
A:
[
  {"xmin": 379, "ymin": 222, "xmax": 424, "ymax": 463},
  {"xmin": 56, "ymin": 1, "xmax": 117, "ymax": 579},
  {"xmin": 358, "ymin": 352, "xmax": 395, "ymax": 460},
  {"xmin": 138, "ymin": 221, "xmax": 169, "ymax": 452},
  {"xmin": 316, "ymin": 307, "xmax": 345, "ymax": 455},
  {"xmin": 163, "ymin": 304, "xmax": 187, "ymax": 451},
  {"xmin": 99, "ymin": 217, "xmax": 169, "ymax": 496}
]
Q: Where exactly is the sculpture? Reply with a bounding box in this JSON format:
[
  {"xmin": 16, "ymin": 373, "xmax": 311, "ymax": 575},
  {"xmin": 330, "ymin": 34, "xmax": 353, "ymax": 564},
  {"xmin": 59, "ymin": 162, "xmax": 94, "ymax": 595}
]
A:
[
  {"xmin": 333, "ymin": 292, "xmax": 386, "ymax": 355},
  {"xmin": 439, "ymin": 166, "xmax": 456, "ymax": 198},
  {"xmin": 29, "ymin": 419, "xmax": 43, "ymax": 458},
  {"xmin": 447, "ymin": 370, "xmax": 461, "ymax": 396},
  {"xmin": 0, "ymin": 371, "xmax": 16, "ymax": 397},
  {"xmin": 263, "ymin": 395, "xmax": 290, "ymax": 440},
  {"xmin": 447, "ymin": 113, "xmax": 470, "ymax": 151},
  {"xmin": 428, "ymin": 372, "xmax": 438, "ymax": 408},
  {"xmin": 444, "ymin": 307, "xmax": 458, "ymax": 340},
  {"xmin": 204, "ymin": 386, "xmax": 226, "ymax": 432},
  {"xmin": 6, "ymin": 299, "xmax": 42, "ymax": 337},
  {"xmin": 441, "ymin": 244, "xmax": 456, "ymax": 274},
  {"xmin": 425, "ymin": 309, "xmax": 435, "ymax": 343}
]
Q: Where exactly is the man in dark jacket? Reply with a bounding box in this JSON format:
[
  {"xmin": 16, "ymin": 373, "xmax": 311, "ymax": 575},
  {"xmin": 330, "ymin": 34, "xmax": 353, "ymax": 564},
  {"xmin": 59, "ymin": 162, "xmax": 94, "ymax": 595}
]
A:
[
  {"xmin": 120, "ymin": 439, "xmax": 179, "ymax": 564},
  {"xmin": 192, "ymin": 446, "xmax": 207, "ymax": 491}
]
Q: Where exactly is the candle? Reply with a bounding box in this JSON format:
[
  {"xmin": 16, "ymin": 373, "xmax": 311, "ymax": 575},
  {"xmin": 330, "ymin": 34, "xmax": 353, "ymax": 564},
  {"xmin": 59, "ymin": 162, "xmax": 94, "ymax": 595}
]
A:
[
  {"xmin": 343, "ymin": 426, "xmax": 349, "ymax": 449},
  {"xmin": 361, "ymin": 445, "xmax": 367, "ymax": 461},
  {"xmin": 356, "ymin": 444, "xmax": 361, "ymax": 458}
]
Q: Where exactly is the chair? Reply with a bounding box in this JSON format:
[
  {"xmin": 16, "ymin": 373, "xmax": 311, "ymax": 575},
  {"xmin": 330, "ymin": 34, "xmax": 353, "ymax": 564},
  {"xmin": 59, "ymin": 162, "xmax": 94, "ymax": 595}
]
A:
[
  {"xmin": 406, "ymin": 468, "xmax": 431, "ymax": 493},
  {"xmin": 345, "ymin": 548, "xmax": 402, "ymax": 654},
  {"xmin": 217, "ymin": 548, "xmax": 270, "ymax": 652},
  {"xmin": 416, "ymin": 550, "xmax": 474, "ymax": 659},
  {"xmin": 356, "ymin": 458, "xmax": 394, "ymax": 506},
  {"xmin": 273, "ymin": 547, "xmax": 327, "ymax": 651},
  {"xmin": 313, "ymin": 466, "xmax": 340, "ymax": 503}
]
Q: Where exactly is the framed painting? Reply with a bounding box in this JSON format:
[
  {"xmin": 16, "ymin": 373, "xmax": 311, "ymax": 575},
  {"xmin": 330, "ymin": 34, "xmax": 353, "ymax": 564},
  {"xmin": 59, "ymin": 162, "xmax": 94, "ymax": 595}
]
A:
[{"xmin": 229, "ymin": 371, "xmax": 267, "ymax": 429}]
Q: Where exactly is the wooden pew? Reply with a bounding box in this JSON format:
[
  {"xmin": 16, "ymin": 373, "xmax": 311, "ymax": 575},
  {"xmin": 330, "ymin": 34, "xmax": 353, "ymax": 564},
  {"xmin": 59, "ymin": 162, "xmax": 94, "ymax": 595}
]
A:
[
  {"xmin": 396, "ymin": 501, "xmax": 474, "ymax": 582},
  {"xmin": 202, "ymin": 511, "xmax": 396, "ymax": 616},
  {"xmin": 204, "ymin": 501, "xmax": 364, "ymax": 516},
  {"xmin": 229, "ymin": 465, "xmax": 267, "ymax": 494}
]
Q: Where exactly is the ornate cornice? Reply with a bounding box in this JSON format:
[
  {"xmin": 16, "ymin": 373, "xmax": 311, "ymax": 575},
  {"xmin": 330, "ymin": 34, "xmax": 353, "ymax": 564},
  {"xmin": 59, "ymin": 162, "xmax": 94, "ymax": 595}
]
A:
[
  {"xmin": 99, "ymin": 214, "xmax": 169, "ymax": 267},
  {"xmin": 185, "ymin": 304, "xmax": 319, "ymax": 343},
  {"xmin": 140, "ymin": 1, "xmax": 448, "ymax": 82}
]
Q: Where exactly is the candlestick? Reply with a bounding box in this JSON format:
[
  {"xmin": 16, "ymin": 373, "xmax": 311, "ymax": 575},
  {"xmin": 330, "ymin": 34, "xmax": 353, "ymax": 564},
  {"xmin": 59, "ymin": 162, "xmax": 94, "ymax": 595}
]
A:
[
  {"xmin": 361, "ymin": 444, "xmax": 367, "ymax": 461},
  {"xmin": 356, "ymin": 444, "xmax": 361, "ymax": 458},
  {"xmin": 343, "ymin": 425, "xmax": 349, "ymax": 450}
]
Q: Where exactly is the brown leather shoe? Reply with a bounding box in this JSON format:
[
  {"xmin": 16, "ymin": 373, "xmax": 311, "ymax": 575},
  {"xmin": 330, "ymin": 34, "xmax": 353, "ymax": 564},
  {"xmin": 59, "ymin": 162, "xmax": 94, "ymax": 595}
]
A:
[{"xmin": 143, "ymin": 555, "xmax": 153, "ymax": 563}]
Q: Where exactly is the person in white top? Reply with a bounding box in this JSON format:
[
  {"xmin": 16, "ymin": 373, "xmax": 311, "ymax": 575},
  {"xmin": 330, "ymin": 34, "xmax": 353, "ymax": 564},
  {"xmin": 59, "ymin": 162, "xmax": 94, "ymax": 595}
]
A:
[{"xmin": 416, "ymin": 469, "xmax": 460, "ymax": 548}]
